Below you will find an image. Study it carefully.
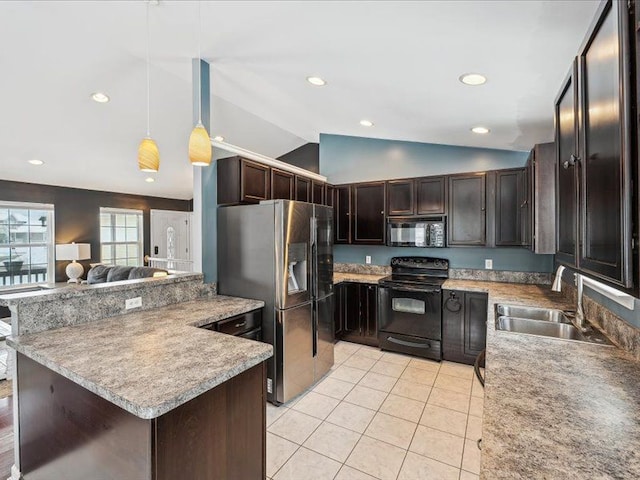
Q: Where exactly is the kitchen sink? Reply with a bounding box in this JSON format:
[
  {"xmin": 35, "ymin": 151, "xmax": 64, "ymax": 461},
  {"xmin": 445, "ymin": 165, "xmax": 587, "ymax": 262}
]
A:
[
  {"xmin": 497, "ymin": 316, "xmax": 584, "ymax": 340},
  {"xmin": 495, "ymin": 305, "xmax": 569, "ymax": 323},
  {"xmin": 495, "ymin": 304, "xmax": 613, "ymax": 346}
]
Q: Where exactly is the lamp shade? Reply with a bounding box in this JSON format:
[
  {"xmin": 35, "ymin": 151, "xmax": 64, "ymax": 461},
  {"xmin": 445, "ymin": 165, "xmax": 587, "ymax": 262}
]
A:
[
  {"xmin": 138, "ymin": 137, "xmax": 160, "ymax": 172},
  {"xmin": 189, "ymin": 122, "xmax": 212, "ymax": 167},
  {"xmin": 56, "ymin": 243, "xmax": 91, "ymax": 261}
]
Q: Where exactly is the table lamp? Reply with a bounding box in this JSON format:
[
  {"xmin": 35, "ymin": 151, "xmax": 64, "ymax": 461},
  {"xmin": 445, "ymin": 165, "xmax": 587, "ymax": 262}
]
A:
[{"xmin": 56, "ymin": 243, "xmax": 91, "ymax": 283}]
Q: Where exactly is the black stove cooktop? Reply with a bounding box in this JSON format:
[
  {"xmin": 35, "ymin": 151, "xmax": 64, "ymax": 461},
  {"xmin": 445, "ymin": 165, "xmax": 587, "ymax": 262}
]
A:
[{"xmin": 378, "ymin": 256, "xmax": 449, "ymax": 290}]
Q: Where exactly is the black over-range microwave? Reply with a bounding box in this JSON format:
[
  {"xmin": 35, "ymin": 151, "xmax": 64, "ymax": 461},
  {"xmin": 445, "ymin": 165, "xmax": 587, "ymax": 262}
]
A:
[{"xmin": 387, "ymin": 217, "xmax": 446, "ymax": 248}]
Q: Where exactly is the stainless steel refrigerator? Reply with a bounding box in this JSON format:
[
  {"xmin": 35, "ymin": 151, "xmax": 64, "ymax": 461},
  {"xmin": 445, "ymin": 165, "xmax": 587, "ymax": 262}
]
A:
[{"xmin": 217, "ymin": 200, "xmax": 334, "ymax": 405}]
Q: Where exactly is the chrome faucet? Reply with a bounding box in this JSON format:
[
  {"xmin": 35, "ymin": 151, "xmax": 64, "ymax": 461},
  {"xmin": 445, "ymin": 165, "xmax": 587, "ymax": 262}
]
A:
[
  {"xmin": 574, "ymin": 273, "xmax": 588, "ymax": 332},
  {"xmin": 551, "ymin": 266, "xmax": 589, "ymax": 332},
  {"xmin": 551, "ymin": 265, "xmax": 565, "ymax": 292}
]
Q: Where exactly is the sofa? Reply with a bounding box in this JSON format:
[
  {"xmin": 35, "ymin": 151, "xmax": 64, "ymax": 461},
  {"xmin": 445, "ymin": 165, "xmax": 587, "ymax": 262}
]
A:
[{"xmin": 86, "ymin": 265, "xmax": 168, "ymax": 285}]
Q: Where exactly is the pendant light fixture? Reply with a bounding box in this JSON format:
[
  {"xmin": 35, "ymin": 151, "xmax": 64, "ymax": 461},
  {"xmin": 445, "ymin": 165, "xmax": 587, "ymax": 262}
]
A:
[
  {"xmin": 188, "ymin": 0, "xmax": 212, "ymax": 167},
  {"xmin": 138, "ymin": 1, "xmax": 160, "ymax": 173}
]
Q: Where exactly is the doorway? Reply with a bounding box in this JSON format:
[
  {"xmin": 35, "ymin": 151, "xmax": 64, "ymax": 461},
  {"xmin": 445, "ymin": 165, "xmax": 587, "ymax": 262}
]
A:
[{"xmin": 150, "ymin": 210, "xmax": 193, "ymax": 272}]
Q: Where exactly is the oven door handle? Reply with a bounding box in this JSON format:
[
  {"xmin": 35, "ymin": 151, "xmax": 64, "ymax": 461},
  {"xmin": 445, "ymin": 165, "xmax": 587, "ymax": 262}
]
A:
[
  {"xmin": 379, "ymin": 285, "xmax": 441, "ymax": 294},
  {"xmin": 386, "ymin": 336, "xmax": 432, "ymax": 349}
]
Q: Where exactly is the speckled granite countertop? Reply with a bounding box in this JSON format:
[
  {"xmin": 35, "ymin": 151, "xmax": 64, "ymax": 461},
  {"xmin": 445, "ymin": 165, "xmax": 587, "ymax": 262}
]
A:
[
  {"xmin": 0, "ymin": 272, "xmax": 203, "ymax": 307},
  {"xmin": 333, "ymin": 272, "xmax": 386, "ymax": 284},
  {"xmin": 446, "ymin": 280, "xmax": 640, "ymax": 479},
  {"xmin": 7, "ymin": 295, "xmax": 272, "ymax": 420}
]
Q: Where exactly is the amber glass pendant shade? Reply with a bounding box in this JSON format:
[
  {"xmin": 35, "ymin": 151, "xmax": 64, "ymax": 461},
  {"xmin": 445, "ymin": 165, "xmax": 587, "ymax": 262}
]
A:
[
  {"xmin": 189, "ymin": 122, "xmax": 212, "ymax": 167},
  {"xmin": 138, "ymin": 137, "xmax": 160, "ymax": 172}
]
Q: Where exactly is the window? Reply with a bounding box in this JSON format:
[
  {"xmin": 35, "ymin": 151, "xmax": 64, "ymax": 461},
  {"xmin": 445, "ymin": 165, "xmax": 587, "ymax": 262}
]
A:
[
  {"xmin": 0, "ymin": 202, "xmax": 55, "ymax": 286},
  {"xmin": 99, "ymin": 208, "xmax": 143, "ymax": 266}
]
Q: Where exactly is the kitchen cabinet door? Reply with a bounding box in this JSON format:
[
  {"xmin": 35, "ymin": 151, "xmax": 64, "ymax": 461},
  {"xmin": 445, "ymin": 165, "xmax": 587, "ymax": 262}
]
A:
[
  {"xmin": 271, "ymin": 168, "xmax": 294, "ymax": 200},
  {"xmin": 334, "ymin": 185, "xmax": 351, "ymax": 244},
  {"xmin": 362, "ymin": 284, "xmax": 378, "ymax": 342},
  {"xmin": 240, "ymin": 159, "xmax": 270, "ymax": 203},
  {"xmin": 416, "ymin": 176, "xmax": 446, "ymax": 215},
  {"xmin": 448, "ymin": 173, "xmax": 486, "ymax": 246},
  {"xmin": 352, "ymin": 182, "xmax": 386, "ymax": 245},
  {"xmin": 312, "ymin": 180, "xmax": 324, "ymax": 205},
  {"xmin": 555, "ymin": 63, "xmax": 579, "ymax": 267},
  {"xmin": 442, "ymin": 290, "xmax": 487, "ymax": 365},
  {"xmin": 529, "ymin": 143, "xmax": 556, "ymax": 254},
  {"xmin": 325, "ymin": 185, "xmax": 335, "ymax": 208},
  {"xmin": 495, "ymin": 169, "xmax": 523, "ymax": 246},
  {"xmin": 295, "ymin": 176, "xmax": 311, "ymax": 202},
  {"xmin": 577, "ymin": 0, "xmax": 632, "ymax": 287},
  {"xmin": 520, "ymin": 163, "xmax": 532, "ymax": 247},
  {"xmin": 334, "ymin": 283, "xmax": 344, "ymax": 339},
  {"xmin": 342, "ymin": 283, "xmax": 361, "ymax": 337},
  {"xmin": 217, "ymin": 156, "xmax": 271, "ymax": 205},
  {"xmin": 464, "ymin": 292, "xmax": 488, "ymax": 360},
  {"xmin": 387, "ymin": 179, "xmax": 415, "ymax": 216}
]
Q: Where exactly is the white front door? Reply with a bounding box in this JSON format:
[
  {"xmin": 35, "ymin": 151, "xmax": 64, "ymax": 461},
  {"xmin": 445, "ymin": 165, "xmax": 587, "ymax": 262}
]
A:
[{"xmin": 150, "ymin": 210, "xmax": 192, "ymax": 271}]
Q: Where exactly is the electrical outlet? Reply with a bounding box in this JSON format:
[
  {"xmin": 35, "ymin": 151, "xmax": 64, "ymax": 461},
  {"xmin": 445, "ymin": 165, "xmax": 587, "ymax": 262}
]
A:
[
  {"xmin": 485, "ymin": 259, "xmax": 493, "ymax": 270},
  {"xmin": 365, "ymin": 256, "xmax": 372, "ymax": 264},
  {"xmin": 125, "ymin": 297, "xmax": 142, "ymax": 310}
]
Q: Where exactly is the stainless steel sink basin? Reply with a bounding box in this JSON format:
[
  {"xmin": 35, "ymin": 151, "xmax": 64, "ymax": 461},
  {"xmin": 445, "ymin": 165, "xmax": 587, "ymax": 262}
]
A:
[
  {"xmin": 497, "ymin": 316, "xmax": 584, "ymax": 340},
  {"xmin": 495, "ymin": 304, "xmax": 613, "ymax": 346},
  {"xmin": 495, "ymin": 305, "xmax": 570, "ymax": 323}
]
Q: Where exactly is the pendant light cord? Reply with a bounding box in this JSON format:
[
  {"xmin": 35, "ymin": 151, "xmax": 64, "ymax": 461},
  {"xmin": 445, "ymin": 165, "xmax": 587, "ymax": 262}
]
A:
[
  {"xmin": 146, "ymin": 1, "xmax": 151, "ymax": 137},
  {"xmin": 198, "ymin": 0, "xmax": 202, "ymax": 124}
]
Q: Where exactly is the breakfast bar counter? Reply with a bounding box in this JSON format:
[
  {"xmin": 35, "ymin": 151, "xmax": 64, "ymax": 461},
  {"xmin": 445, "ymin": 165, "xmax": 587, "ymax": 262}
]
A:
[{"xmin": 7, "ymin": 294, "xmax": 273, "ymax": 480}]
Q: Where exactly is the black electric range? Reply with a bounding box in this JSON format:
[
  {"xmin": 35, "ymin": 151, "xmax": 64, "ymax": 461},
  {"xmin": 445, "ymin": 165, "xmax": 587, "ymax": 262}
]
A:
[{"xmin": 377, "ymin": 257, "xmax": 449, "ymax": 360}]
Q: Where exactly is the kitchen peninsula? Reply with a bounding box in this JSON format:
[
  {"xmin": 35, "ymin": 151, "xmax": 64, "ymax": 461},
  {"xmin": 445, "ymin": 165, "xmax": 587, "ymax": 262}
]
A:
[{"xmin": 2, "ymin": 279, "xmax": 272, "ymax": 480}]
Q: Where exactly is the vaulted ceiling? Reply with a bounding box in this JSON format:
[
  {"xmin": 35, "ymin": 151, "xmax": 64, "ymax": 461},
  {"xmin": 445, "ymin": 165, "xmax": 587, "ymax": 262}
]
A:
[{"xmin": 0, "ymin": 1, "xmax": 600, "ymax": 199}]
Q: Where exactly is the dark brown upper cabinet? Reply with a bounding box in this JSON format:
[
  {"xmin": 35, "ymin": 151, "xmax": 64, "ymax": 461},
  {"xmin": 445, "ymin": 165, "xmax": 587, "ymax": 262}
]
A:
[
  {"xmin": 325, "ymin": 185, "xmax": 335, "ymax": 208},
  {"xmin": 387, "ymin": 179, "xmax": 415, "ymax": 216},
  {"xmin": 555, "ymin": 63, "xmax": 579, "ymax": 267},
  {"xmin": 448, "ymin": 173, "xmax": 486, "ymax": 246},
  {"xmin": 495, "ymin": 169, "xmax": 526, "ymax": 246},
  {"xmin": 295, "ymin": 176, "xmax": 311, "ymax": 202},
  {"xmin": 271, "ymin": 168, "xmax": 294, "ymax": 200},
  {"xmin": 352, "ymin": 182, "xmax": 386, "ymax": 245},
  {"xmin": 416, "ymin": 176, "xmax": 446, "ymax": 215},
  {"xmin": 577, "ymin": 0, "xmax": 632, "ymax": 287},
  {"xmin": 312, "ymin": 180, "xmax": 324, "ymax": 205},
  {"xmin": 527, "ymin": 143, "xmax": 556, "ymax": 254},
  {"xmin": 217, "ymin": 156, "xmax": 270, "ymax": 205},
  {"xmin": 334, "ymin": 185, "xmax": 351, "ymax": 244},
  {"xmin": 554, "ymin": 0, "xmax": 633, "ymax": 288}
]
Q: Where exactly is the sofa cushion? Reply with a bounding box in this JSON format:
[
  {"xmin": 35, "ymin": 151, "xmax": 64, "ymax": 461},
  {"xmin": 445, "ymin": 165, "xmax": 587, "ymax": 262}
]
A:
[
  {"xmin": 86, "ymin": 265, "xmax": 113, "ymax": 284},
  {"xmin": 128, "ymin": 267, "xmax": 168, "ymax": 280},
  {"xmin": 106, "ymin": 266, "xmax": 135, "ymax": 282}
]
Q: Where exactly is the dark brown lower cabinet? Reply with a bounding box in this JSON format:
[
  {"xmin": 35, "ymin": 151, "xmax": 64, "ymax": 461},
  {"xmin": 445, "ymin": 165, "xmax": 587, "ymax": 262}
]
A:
[
  {"xmin": 18, "ymin": 354, "xmax": 266, "ymax": 480},
  {"xmin": 335, "ymin": 282, "xmax": 378, "ymax": 347},
  {"xmin": 442, "ymin": 290, "xmax": 488, "ymax": 365}
]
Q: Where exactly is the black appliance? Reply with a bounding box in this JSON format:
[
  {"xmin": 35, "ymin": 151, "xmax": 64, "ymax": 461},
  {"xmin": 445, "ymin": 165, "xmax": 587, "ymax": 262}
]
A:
[
  {"xmin": 386, "ymin": 217, "xmax": 446, "ymax": 248},
  {"xmin": 377, "ymin": 256, "xmax": 448, "ymax": 360}
]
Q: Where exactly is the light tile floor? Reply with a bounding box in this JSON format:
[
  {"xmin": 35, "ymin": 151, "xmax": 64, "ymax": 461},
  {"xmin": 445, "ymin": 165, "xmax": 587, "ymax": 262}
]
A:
[{"xmin": 267, "ymin": 341, "xmax": 484, "ymax": 480}]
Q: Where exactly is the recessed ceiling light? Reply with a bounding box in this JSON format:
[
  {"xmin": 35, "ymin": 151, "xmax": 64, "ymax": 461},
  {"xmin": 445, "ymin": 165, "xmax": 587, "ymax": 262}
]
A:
[
  {"xmin": 459, "ymin": 73, "xmax": 487, "ymax": 86},
  {"xmin": 306, "ymin": 76, "xmax": 327, "ymax": 86},
  {"xmin": 91, "ymin": 92, "xmax": 110, "ymax": 103},
  {"xmin": 213, "ymin": 135, "xmax": 225, "ymax": 142},
  {"xmin": 145, "ymin": 177, "xmax": 155, "ymax": 183},
  {"xmin": 360, "ymin": 120, "xmax": 374, "ymax": 127},
  {"xmin": 471, "ymin": 126, "xmax": 490, "ymax": 134},
  {"xmin": 28, "ymin": 159, "xmax": 44, "ymax": 166}
]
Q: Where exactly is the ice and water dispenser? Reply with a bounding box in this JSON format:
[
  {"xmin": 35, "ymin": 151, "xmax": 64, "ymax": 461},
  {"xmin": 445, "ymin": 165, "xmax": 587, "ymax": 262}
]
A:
[{"xmin": 286, "ymin": 243, "xmax": 307, "ymax": 295}]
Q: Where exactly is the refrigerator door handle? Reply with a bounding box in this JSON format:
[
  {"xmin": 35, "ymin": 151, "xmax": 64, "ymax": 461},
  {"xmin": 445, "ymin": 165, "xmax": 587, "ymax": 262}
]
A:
[
  {"xmin": 310, "ymin": 216, "xmax": 318, "ymax": 297},
  {"xmin": 312, "ymin": 301, "xmax": 318, "ymax": 357}
]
